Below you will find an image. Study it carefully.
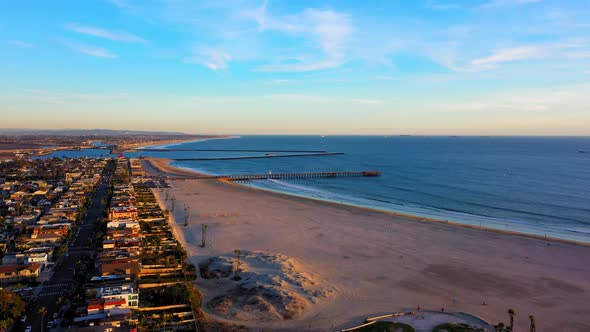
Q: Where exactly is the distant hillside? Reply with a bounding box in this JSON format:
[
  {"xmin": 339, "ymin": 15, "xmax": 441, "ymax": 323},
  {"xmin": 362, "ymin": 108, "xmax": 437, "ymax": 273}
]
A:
[{"xmin": 0, "ymin": 129, "xmax": 188, "ymax": 136}]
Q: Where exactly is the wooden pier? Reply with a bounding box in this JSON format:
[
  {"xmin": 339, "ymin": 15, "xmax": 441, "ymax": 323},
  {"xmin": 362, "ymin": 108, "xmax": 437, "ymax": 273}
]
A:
[
  {"xmin": 218, "ymin": 170, "xmax": 381, "ymax": 181},
  {"xmin": 155, "ymin": 170, "xmax": 381, "ymax": 181}
]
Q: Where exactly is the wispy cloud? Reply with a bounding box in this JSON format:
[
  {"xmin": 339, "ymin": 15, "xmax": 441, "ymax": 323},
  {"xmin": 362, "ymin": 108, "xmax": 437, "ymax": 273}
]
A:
[
  {"xmin": 479, "ymin": 0, "xmax": 542, "ymax": 10},
  {"xmin": 6, "ymin": 40, "xmax": 34, "ymax": 47},
  {"xmin": 351, "ymin": 98, "xmax": 384, "ymax": 105},
  {"xmin": 65, "ymin": 23, "xmax": 146, "ymax": 43},
  {"xmin": 470, "ymin": 46, "xmax": 545, "ymax": 68},
  {"xmin": 566, "ymin": 51, "xmax": 590, "ymax": 60},
  {"xmin": 443, "ymin": 84, "xmax": 590, "ymax": 112},
  {"xmin": 257, "ymin": 59, "xmax": 343, "ymax": 72},
  {"xmin": 425, "ymin": 0, "xmax": 463, "ymax": 10},
  {"xmin": 61, "ymin": 39, "xmax": 117, "ymax": 58},
  {"xmin": 242, "ymin": 3, "xmax": 352, "ymax": 72},
  {"xmin": 185, "ymin": 47, "xmax": 231, "ymax": 70},
  {"xmin": 467, "ymin": 41, "xmax": 585, "ymax": 70},
  {"xmin": 105, "ymin": 0, "xmax": 129, "ymax": 9}
]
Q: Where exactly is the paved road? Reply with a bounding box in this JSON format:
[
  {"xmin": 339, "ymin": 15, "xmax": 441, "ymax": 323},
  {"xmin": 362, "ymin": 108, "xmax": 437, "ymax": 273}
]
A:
[{"xmin": 16, "ymin": 160, "xmax": 114, "ymax": 332}]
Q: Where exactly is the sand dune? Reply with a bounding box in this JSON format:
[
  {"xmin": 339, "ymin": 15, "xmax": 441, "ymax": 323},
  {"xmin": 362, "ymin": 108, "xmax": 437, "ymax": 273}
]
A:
[{"xmin": 146, "ymin": 158, "xmax": 590, "ymax": 332}]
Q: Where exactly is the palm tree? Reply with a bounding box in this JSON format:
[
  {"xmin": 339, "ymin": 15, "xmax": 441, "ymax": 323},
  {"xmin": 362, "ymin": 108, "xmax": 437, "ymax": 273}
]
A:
[
  {"xmin": 162, "ymin": 312, "xmax": 172, "ymax": 331},
  {"xmin": 529, "ymin": 315, "xmax": 536, "ymax": 332},
  {"xmin": 39, "ymin": 306, "xmax": 47, "ymax": 331},
  {"xmin": 508, "ymin": 308, "xmax": 516, "ymax": 331}
]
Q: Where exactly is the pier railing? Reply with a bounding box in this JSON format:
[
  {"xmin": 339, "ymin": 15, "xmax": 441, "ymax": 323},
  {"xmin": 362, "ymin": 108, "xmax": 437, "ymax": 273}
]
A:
[{"xmin": 151, "ymin": 170, "xmax": 381, "ymax": 181}]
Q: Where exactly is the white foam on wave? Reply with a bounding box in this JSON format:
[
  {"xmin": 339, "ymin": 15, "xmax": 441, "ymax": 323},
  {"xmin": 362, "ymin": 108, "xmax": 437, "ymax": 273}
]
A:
[{"xmin": 248, "ymin": 178, "xmax": 590, "ymax": 243}]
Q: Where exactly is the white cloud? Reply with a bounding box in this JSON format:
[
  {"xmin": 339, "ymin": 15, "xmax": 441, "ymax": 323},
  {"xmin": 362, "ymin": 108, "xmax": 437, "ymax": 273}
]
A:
[
  {"xmin": 242, "ymin": 3, "xmax": 352, "ymax": 72},
  {"xmin": 185, "ymin": 47, "xmax": 232, "ymax": 70},
  {"xmin": 425, "ymin": 1, "xmax": 463, "ymax": 10},
  {"xmin": 256, "ymin": 59, "xmax": 343, "ymax": 72},
  {"xmin": 105, "ymin": 0, "xmax": 129, "ymax": 8},
  {"xmin": 443, "ymin": 84, "xmax": 590, "ymax": 112},
  {"xmin": 65, "ymin": 23, "xmax": 146, "ymax": 43},
  {"xmin": 6, "ymin": 40, "xmax": 34, "ymax": 47},
  {"xmin": 470, "ymin": 46, "xmax": 545, "ymax": 67},
  {"xmin": 61, "ymin": 40, "xmax": 117, "ymax": 58},
  {"xmin": 467, "ymin": 41, "xmax": 586, "ymax": 71},
  {"xmin": 351, "ymin": 98, "xmax": 384, "ymax": 105},
  {"xmin": 479, "ymin": 0, "xmax": 542, "ymax": 9},
  {"xmin": 566, "ymin": 51, "xmax": 590, "ymax": 60}
]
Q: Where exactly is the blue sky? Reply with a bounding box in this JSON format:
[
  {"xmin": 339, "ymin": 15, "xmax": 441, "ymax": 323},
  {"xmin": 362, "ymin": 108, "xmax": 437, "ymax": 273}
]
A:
[{"xmin": 1, "ymin": 0, "xmax": 589, "ymax": 135}]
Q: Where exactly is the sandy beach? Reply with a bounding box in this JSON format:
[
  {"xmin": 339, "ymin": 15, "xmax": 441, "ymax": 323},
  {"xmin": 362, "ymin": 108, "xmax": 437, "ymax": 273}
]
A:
[{"xmin": 145, "ymin": 158, "xmax": 590, "ymax": 332}]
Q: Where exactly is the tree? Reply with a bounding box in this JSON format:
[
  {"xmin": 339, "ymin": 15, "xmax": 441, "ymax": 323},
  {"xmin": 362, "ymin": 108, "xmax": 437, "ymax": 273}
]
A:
[
  {"xmin": 201, "ymin": 224, "xmax": 208, "ymax": 247},
  {"xmin": 508, "ymin": 308, "xmax": 516, "ymax": 332},
  {"xmin": 162, "ymin": 312, "xmax": 172, "ymax": 331},
  {"xmin": 495, "ymin": 322, "xmax": 506, "ymax": 332},
  {"xmin": 0, "ymin": 289, "xmax": 26, "ymax": 328},
  {"xmin": 529, "ymin": 315, "xmax": 536, "ymax": 332},
  {"xmin": 39, "ymin": 306, "xmax": 47, "ymax": 331}
]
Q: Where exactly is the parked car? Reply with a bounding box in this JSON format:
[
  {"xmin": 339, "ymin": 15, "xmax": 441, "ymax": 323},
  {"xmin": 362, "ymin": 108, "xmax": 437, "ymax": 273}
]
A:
[
  {"xmin": 20, "ymin": 315, "xmax": 26, "ymax": 322},
  {"xmin": 25, "ymin": 326, "xmax": 32, "ymax": 332}
]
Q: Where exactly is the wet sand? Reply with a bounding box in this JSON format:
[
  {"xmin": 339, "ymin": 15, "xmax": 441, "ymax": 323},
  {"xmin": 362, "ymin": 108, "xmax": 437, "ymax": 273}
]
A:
[{"xmin": 146, "ymin": 158, "xmax": 590, "ymax": 332}]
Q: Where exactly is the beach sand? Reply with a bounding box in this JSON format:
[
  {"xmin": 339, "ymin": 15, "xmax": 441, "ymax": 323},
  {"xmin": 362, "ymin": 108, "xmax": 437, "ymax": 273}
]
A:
[{"xmin": 145, "ymin": 158, "xmax": 590, "ymax": 332}]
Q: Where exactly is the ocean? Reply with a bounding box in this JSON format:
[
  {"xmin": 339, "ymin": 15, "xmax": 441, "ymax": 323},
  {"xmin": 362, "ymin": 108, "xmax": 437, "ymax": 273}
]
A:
[{"xmin": 54, "ymin": 136, "xmax": 590, "ymax": 243}]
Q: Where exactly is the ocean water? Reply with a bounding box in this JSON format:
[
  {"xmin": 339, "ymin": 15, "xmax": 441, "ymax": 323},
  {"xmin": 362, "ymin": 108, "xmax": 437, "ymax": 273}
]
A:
[
  {"xmin": 141, "ymin": 136, "xmax": 590, "ymax": 243},
  {"xmin": 72, "ymin": 136, "xmax": 590, "ymax": 243}
]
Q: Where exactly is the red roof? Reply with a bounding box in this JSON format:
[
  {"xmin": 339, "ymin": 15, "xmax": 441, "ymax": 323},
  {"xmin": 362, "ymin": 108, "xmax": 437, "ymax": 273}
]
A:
[
  {"xmin": 104, "ymin": 298, "xmax": 126, "ymax": 307},
  {"xmin": 0, "ymin": 263, "xmax": 39, "ymax": 274}
]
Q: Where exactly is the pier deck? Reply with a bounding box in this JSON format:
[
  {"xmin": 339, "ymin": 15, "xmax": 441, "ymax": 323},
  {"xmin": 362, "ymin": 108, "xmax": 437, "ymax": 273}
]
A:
[{"xmin": 153, "ymin": 170, "xmax": 381, "ymax": 181}]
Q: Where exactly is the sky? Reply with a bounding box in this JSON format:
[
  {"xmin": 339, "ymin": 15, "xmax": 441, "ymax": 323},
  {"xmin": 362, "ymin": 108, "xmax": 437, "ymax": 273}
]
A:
[{"xmin": 1, "ymin": 0, "xmax": 589, "ymax": 135}]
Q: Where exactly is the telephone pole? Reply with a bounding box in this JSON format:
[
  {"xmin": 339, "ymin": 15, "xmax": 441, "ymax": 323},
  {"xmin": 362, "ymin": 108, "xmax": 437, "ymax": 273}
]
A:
[{"xmin": 184, "ymin": 204, "xmax": 190, "ymax": 226}]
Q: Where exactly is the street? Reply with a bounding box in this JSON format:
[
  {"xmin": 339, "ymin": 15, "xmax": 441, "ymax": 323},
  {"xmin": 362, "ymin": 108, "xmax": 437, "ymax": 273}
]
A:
[{"xmin": 16, "ymin": 161, "xmax": 113, "ymax": 332}]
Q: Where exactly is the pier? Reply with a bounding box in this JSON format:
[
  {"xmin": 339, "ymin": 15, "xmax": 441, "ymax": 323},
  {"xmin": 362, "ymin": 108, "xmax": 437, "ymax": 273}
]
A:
[
  {"xmin": 153, "ymin": 170, "xmax": 381, "ymax": 181},
  {"xmin": 218, "ymin": 170, "xmax": 381, "ymax": 181}
]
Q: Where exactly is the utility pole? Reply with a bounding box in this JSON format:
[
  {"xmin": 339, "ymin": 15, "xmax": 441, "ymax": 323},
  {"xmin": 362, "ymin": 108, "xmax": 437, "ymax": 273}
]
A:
[
  {"xmin": 233, "ymin": 249, "xmax": 241, "ymax": 280},
  {"xmin": 184, "ymin": 204, "xmax": 190, "ymax": 226},
  {"xmin": 201, "ymin": 224, "xmax": 208, "ymax": 247}
]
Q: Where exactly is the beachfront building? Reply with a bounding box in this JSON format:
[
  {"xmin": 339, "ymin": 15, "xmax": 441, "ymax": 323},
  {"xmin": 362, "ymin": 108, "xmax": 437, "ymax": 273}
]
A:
[
  {"xmin": 108, "ymin": 206, "xmax": 138, "ymax": 221},
  {"xmin": 1, "ymin": 252, "xmax": 48, "ymax": 267},
  {"xmin": 87, "ymin": 283, "xmax": 139, "ymax": 308}
]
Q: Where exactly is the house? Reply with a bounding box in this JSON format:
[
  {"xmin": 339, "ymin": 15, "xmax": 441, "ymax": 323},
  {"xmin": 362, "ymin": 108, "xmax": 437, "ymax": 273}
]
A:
[
  {"xmin": 87, "ymin": 283, "xmax": 139, "ymax": 308},
  {"xmin": 100, "ymin": 260, "xmax": 140, "ymax": 278},
  {"xmin": 108, "ymin": 207, "xmax": 138, "ymax": 221},
  {"xmin": 0, "ymin": 263, "xmax": 40, "ymax": 283},
  {"xmin": 2, "ymin": 253, "xmax": 48, "ymax": 267}
]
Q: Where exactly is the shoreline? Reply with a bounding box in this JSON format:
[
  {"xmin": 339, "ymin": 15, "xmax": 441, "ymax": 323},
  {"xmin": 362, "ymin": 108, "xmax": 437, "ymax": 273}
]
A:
[
  {"xmin": 143, "ymin": 157, "xmax": 590, "ymax": 331},
  {"xmin": 146, "ymin": 157, "xmax": 590, "ymax": 248}
]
